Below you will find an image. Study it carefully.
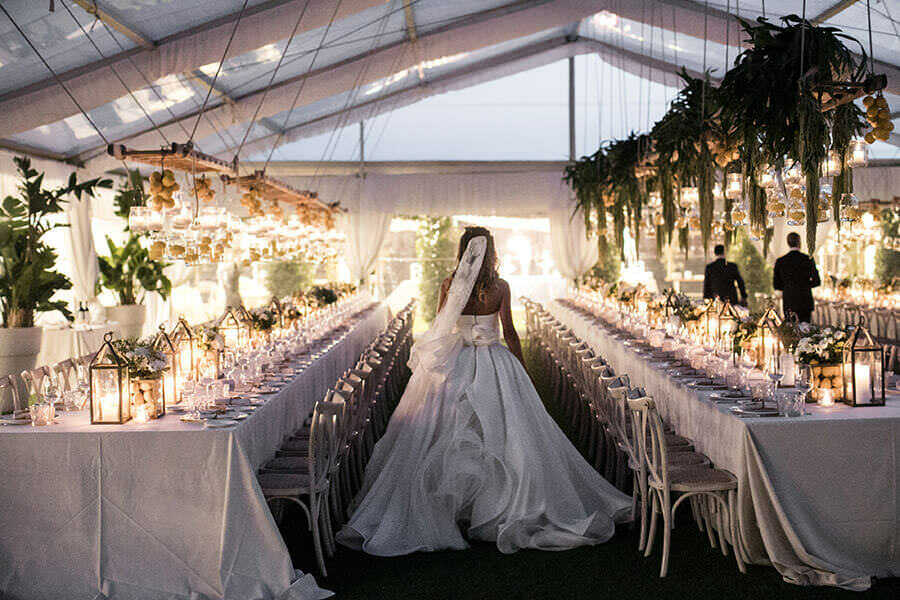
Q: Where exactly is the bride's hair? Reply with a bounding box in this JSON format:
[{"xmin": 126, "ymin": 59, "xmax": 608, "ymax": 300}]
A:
[{"xmin": 456, "ymin": 226, "xmax": 498, "ymax": 303}]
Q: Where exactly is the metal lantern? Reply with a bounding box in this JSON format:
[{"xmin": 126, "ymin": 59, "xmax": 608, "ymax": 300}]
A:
[
  {"xmin": 841, "ymin": 316, "xmax": 885, "ymax": 406},
  {"xmin": 218, "ymin": 306, "xmax": 249, "ymax": 349},
  {"xmin": 755, "ymin": 306, "xmax": 783, "ymax": 370},
  {"xmin": 699, "ymin": 299, "xmax": 720, "ymax": 339},
  {"xmin": 171, "ymin": 317, "xmax": 196, "ymax": 381},
  {"xmin": 717, "ymin": 300, "xmax": 742, "ymax": 346},
  {"xmin": 153, "ymin": 325, "xmax": 178, "ymax": 410},
  {"xmin": 90, "ymin": 332, "xmax": 131, "ymax": 424},
  {"xmin": 269, "ymin": 297, "xmax": 285, "ymax": 330}
]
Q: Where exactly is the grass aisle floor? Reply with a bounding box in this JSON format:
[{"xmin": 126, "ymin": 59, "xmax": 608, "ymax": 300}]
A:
[{"xmin": 277, "ymin": 337, "xmax": 898, "ymax": 599}]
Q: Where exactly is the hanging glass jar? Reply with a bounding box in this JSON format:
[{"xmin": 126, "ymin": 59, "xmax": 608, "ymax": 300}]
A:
[
  {"xmin": 653, "ymin": 211, "xmax": 665, "ymax": 227},
  {"xmin": 680, "ymin": 186, "xmax": 699, "ymax": 208},
  {"xmin": 713, "ymin": 181, "xmax": 724, "ymax": 200},
  {"xmin": 787, "ymin": 199, "xmax": 806, "ymax": 226},
  {"xmin": 821, "ymin": 150, "xmax": 842, "ymax": 177},
  {"xmin": 649, "ymin": 191, "xmax": 662, "ymax": 208},
  {"xmin": 848, "ymin": 139, "xmax": 868, "ymax": 168},
  {"xmin": 725, "ymin": 173, "xmax": 742, "ymax": 199},
  {"xmin": 784, "ymin": 162, "xmax": 803, "ymax": 184},
  {"xmin": 688, "ymin": 208, "xmax": 701, "ymax": 229},
  {"xmin": 731, "ymin": 200, "xmax": 749, "ymax": 227},
  {"xmin": 816, "ymin": 184, "xmax": 832, "ymax": 223},
  {"xmin": 840, "ymin": 193, "xmax": 862, "ymax": 223},
  {"xmin": 756, "ymin": 166, "xmax": 776, "ymax": 189},
  {"xmin": 766, "ymin": 190, "xmax": 786, "ymax": 217}
]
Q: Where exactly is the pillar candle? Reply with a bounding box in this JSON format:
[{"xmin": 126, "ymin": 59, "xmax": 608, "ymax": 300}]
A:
[
  {"xmin": 854, "ymin": 364, "xmax": 872, "ymax": 404},
  {"xmin": 782, "ymin": 355, "xmax": 795, "ymax": 387}
]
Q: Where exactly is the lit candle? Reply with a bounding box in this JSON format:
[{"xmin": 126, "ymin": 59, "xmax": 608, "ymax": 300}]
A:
[
  {"xmin": 134, "ymin": 403, "xmax": 152, "ymax": 423},
  {"xmin": 782, "ymin": 355, "xmax": 795, "ymax": 387},
  {"xmin": 820, "ymin": 388, "xmax": 835, "ymax": 407},
  {"xmin": 854, "ymin": 364, "xmax": 872, "ymax": 404},
  {"xmin": 101, "ymin": 392, "xmax": 118, "ymax": 421}
]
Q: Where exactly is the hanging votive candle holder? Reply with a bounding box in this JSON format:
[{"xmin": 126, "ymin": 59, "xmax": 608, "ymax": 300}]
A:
[
  {"xmin": 840, "ymin": 193, "xmax": 862, "ymax": 223},
  {"xmin": 725, "ymin": 173, "xmax": 742, "ymax": 199},
  {"xmin": 822, "ymin": 150, "xmax": 842, "ymax": 177},
  {"xmin": 731, "ymin": 201, "xmax": 749, "ymax": 227},
  {"xmin": 680, "ymin": 186, "xmax": 699, "ymax": 208},
  {"xmin": 848, "ymin": 139, "xmax": 868, "ymax": 168},
  {"xmin": 756, "ymin": 167, "xmax": 776, "ymax": 189},
  {"xmin": 787, "ymin": 199, "xmax": 806, "ymax": 226}
]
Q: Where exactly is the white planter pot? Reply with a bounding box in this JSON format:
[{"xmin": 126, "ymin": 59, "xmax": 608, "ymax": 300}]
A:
[
  {"xmin": 0, "ymin": 327, "xmax": 43, "ymax": 377},
  {"xmin": 105, "ymin": 305, "xmax": 147, "ymax": 339}
]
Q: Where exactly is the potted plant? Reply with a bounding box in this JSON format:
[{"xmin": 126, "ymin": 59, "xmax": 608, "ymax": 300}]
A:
[
  {"xmin": 97, "ymin": 172, "xmax": 171, "ymax": 338},
  {"xmin": 796, "ymin": 324, "xmax": 848, "ymax": 401},
  {"xmin": 0, "ymin": 156, "xmax": 110, "ymax": 375}
]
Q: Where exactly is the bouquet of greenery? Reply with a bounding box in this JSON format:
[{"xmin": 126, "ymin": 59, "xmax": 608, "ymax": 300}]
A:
[
  {"xmin": 796, "ymin": 326, "xmax": 847, "ymax": 364},
  {"xmin": 732, "ymin": 313, "xmax": 760, "ymax": 352},
  {"xmin": 309, "ymin": 285, "xmax": 339, "ymax": 307},
  {"xmin": 668, "ymin": 292, "xmax": 701, "ymax": 323},
  {"xmin": 111, "ymin": 338, "xmax": 168, "ymax": 378},
  {"xmin": 249, "ymin": 307, "xmax": 277, "ymax": 332},
  {"xmin": 195, "ymin": 326, "xmax": 224, "ymax": 352}
]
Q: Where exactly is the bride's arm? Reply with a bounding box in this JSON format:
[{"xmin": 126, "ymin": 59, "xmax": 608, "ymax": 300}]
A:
[{"xmin": 498, "ymin": 280, "xmax": 525, "ymax": 365}]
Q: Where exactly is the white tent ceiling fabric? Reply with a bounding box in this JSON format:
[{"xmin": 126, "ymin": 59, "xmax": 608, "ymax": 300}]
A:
[{"xmin": 286, "ymin": 170, "xmax": 571, "ymax": 216}]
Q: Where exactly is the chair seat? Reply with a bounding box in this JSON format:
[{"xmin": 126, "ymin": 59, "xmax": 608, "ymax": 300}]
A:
[
  {"xmin": 265, "ymin": 456, "xmax": 311, "ymax": 472},
  {"xmin": 258, "ymin": 472, "xmax": 314, "ymax": 496},
  {"xmin": 667, "ymin": 451, "xmax": 710, "ymax": 468},
  {"xmin": 651, "ymin": 466, "xmax": 737, "ymax": 493}
]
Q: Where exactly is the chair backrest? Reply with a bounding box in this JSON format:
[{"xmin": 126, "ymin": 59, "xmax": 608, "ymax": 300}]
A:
[
  {"xmin": 54, "ymin": 359, "xmax": 77, "ymax": 392},
  {"xmin": 628, "ymin": 396, "xmax": 670, "ymax": 492},
  {"xmin": 0, "ymin": 375, "xmax": 24, "ymax": 415},
  {"xmin": 20, "ymin": 366, "xmax": 52, "ymax": 399},
  {"xmin": 308, "ymin": 400, "xmax": 345, "ymax": 489}
]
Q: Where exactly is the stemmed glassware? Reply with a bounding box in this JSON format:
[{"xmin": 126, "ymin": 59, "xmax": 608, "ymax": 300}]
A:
[{"xmin": 766, "ymin": 354, "xmax": 785, "ymax": 409}]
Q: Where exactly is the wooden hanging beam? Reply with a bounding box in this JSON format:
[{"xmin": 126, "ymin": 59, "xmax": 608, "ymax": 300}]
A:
[
  {"xmin": 223, "ymin": 170, "xmax": 332, "ymax": 211},
  {"xmin": 815, "ymin": 73, "xmax": 887, "ymax": 112},
  {"xmin": 107, "ymin": 142, "xmax": 238, "ymax": 175}
]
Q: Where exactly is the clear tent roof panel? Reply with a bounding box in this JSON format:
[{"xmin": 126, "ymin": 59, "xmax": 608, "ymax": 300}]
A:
[
  {"xmin": 826, "ymin": 2, "xmax": 900, "ymax": 68},
  {"xmin": 101, "ymin": 0, "xmax": 276, "ymax": 44},
  {"xmin": 0, "ymin": 1, "xmax": 138, "ymax": 96},
  {"xmin": 200, "ymin": 26, "xmax": 570, "ymax": 157}
]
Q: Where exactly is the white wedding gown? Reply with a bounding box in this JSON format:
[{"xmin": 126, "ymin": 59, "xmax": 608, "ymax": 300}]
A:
[{"xmin": 337, "ymin": 311, "xmax": 632, "ymax": 556}]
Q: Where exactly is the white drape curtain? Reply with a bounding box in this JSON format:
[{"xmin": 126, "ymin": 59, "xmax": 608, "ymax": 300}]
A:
[
  {"xmin": 340, "ymin": 209, "xmax": 391, "ymax": 285},
  {"xmin": 66, "ymin": 196, "xmax": 98, "ymax": 304},
  {"xmin": 549, "ymin": 206, "xmax": 598, "ymax": 282}
]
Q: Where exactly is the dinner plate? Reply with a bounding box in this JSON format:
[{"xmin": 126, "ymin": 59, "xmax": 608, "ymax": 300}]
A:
[
  {"xmin": 691, "ymin": 383, "xmax": 728, "ymax": 390},
  {"xmin": 710, "ymin": 393, "xmax": 751, "ymax": 402},
  {"xmin": 730, "ymin": 406, "xmax": 779, "ymax": 417},
  {"xmin": 205, "ymin": 419, "xmax": 238, "ymax": 428},
  {"xmin": 0, "ymin": 417, "xmax": 31, "ymax": 426}
]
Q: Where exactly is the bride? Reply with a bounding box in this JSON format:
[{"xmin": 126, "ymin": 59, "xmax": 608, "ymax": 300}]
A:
[{"xmin": 337, "ymin": 227, "xmax": 631, "ymax": 556}]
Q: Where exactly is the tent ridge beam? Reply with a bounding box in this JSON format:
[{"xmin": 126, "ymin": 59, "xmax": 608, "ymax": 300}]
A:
[
  {"xmin": 70, "ymin": 0, "xmax": 155, "ymax": 49},
  {"xmin": 811, "ymin": 0, "xmax": 862, "ymax": 25},
  {"xmin": 578, "ymin": 36, "xmax": 721, "ymax": 84}
]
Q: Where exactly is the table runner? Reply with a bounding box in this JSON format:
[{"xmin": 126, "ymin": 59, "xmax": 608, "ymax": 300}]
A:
[
  {"xmin": 0, "ymin": 303, "xmax": 389, "ymax": 600},
  {"xmin": 549, "ymin": 299, "xmax": 899, "ymax": 591}
]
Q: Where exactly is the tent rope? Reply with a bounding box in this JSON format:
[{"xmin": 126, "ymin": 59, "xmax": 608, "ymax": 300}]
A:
[
  {"xmin": 189, "ymin": 0, "xmax": 250, "ymax": 144},
  {"xmin": 232, "ymin": 0, "xmax": 312, "ymax": 163}
]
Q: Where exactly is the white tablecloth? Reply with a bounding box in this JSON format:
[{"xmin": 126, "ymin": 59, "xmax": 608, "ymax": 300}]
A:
[
  {"xmin": 549, "ymin": 300, "xmax": 900, "ymax": 591},
  {"xmin": 0, "ymin": 303, "xmax": 389, "ymax": 600}
]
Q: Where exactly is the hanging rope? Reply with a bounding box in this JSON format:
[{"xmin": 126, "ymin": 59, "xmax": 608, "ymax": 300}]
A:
[
  {"xmin": 260, "ymin": 0, "xmax": 345, "ymax": 172},
  {"xmin": 725, "ymin": 0, "xmax": 731, "ymax": 70},
  {"xmin": 189, "ymin": 0, "xmax": 250, "ymax": 144},
  {"xmin": 61, "ymin": 1, "xmax": 170, "ymax": 146},
  {"xmin": 232, "ymin": 0, "xmax": 312, "ymax": 163},
  {"xmin": 0, "ymin": 4, "xmax": 111, "ymax": 148},
  {"xmin": 866, "ymin": 0, "xmax": 876, "ymax": 74}
]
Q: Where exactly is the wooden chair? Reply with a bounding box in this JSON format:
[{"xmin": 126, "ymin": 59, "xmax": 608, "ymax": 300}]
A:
[
  {"xmin": 629, "ymin": 397, "xmax": 744, "ymax": 577},
  {"xmin": 0, "ymin": 375, "xmax": 25, "ymax": 416},
  {"xmin": 54, "ymin": 359, "xmax": 77, "ymax": 392},
  {"xmin": 259, "ymin": 400, "xmax": 343, "ymax": 577}
]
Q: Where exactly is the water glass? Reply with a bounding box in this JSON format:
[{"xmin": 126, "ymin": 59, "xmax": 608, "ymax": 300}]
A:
[{"xmin": 783, "ymin": 392, "xmax": 806, "ymax": 417}]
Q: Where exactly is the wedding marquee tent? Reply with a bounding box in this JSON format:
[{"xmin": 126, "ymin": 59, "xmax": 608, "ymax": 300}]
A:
[{"xmin": 2, "ymin": 0, "xmax": 900, "ymax": 289}]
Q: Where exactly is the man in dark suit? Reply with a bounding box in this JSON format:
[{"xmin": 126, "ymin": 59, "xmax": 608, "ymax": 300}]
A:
[
  {"xmin": 703, "ymin": 244, "xmax": 747, "ymax": 306},
  {"xmin": 773, "ymin": 232, "xmax": 821, "ymax": 323}
]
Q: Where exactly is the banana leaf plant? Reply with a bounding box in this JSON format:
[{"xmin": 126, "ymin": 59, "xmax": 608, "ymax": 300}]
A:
[
  {"xmin": 97, "ymin": 235, "xmax": 171, "ymax": 306},
  {"xmin": 0, "ymin": 157, "xmax": 111, "ymax": 328}
]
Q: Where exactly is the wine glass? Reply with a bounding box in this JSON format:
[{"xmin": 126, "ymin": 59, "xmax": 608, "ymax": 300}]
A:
[{"xmin": 766, "ymin": 355, "xmax": 785, "ymax": 409}]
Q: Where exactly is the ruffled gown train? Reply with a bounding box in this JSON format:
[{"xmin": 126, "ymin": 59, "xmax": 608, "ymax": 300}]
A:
[{"xmin": 337, "ymin": 313, "xmax": 631, "ymax": 556}]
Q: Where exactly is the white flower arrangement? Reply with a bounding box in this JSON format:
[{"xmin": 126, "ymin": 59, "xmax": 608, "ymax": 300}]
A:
[
  {"xmin": 195, "ymin": 326, "xmax": 225, "ymax": 352},
  {"xmin": 796, "ymin": 326, "xmax": 847, "ymax": 364},
  {"xmin": 112, "ymin": 338, "xmax": 168, "ymax": 378}
]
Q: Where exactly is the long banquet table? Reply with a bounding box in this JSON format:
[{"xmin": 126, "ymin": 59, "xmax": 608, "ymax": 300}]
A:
[
  {"xmin": 0, "ymin": 302, "xmax": 389, "ymax": 600},
  {"xmin": 549, "ymin": 299, "xmax": 899, "ymax": 591}
]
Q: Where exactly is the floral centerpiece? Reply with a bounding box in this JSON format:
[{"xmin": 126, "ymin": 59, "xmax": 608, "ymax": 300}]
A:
[
  {"xmin": 668, "ymin": 292, "xmax": 702, "ymax": 326},
  {"xmin": 731, "ymin": 313, "xmax": 760, "ymax": 358},
  {"xmin": 796, "ymin": 325, "xmax": 848, "ymax": 402},
  {"xmin": 249, "ymin": 307, "xmax": 278, "ymax": 345},
  {"xmin": 112, "ymin": 338, "xmax": 168, "ymax": 419},
  {"xmin": 195, "ymin": 325, "xmax": 224, "ymax": 379}
]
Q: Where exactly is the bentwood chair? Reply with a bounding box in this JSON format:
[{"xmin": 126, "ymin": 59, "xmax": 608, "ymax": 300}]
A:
[
  {"xmin": 629, "ymin": 397, "xmax": 744, "ymax": 577},
  {"xmin": 0, "ymin": 375, "xmax": 24, "ymax": 416},
  {"xmin": 259, "ymin": 399, "xmax": 343, "ymax": 577}
]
